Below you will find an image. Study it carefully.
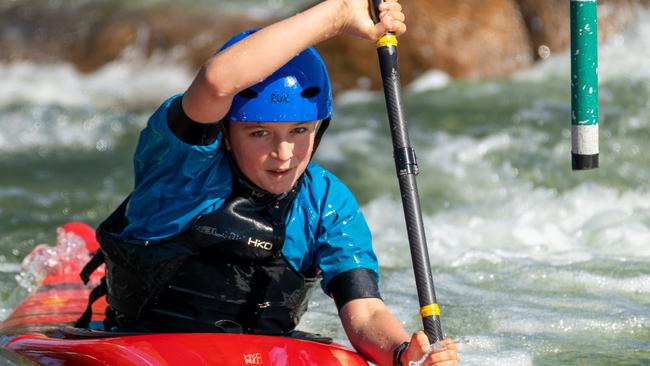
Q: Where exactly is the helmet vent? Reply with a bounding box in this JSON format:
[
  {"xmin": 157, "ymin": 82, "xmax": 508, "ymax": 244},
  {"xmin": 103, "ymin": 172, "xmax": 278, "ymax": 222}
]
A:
[
  {"xmin": 237, "ymin": 88, "xmax": 259, "ymax": 99},
  {"xmin": 300, "ymin": 87, "xmax": 321, "ymax": 99}
]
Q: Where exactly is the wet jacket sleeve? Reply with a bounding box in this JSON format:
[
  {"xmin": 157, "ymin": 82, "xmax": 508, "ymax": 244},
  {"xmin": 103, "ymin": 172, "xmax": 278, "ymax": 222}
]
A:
[
  {"xmin": 167, "ymin": 96, "xmax": 220, "ymax": 146},
  {"xmin": 122, "ymin": 94, "xmax": 231, "ymax": 241},
  {"xmin": 314, "ymin": 175, "xmax": 381, "ymax": 308}
]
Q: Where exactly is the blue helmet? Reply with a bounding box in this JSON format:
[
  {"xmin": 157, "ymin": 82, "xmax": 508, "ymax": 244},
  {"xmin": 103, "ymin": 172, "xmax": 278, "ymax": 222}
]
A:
[{"xmin": 219, "ymin": 29, "xmax": 332, "ymax": 123}]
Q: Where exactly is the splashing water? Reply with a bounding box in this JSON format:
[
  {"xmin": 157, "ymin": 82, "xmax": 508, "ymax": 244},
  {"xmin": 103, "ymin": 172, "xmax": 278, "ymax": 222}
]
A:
[
  {"xmin": 408, "ymin": 337, "xmax": 470, "ymax": 366},
  {"xmin": 15, "ymin": 227, "xmax": 89, "ymax": 292}
]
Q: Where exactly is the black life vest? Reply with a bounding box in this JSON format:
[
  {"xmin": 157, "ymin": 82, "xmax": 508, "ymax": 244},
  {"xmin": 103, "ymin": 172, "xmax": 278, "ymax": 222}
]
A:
[{"xmin": 78, "ymin": 171, "xmax": 321, "ymax": 336}]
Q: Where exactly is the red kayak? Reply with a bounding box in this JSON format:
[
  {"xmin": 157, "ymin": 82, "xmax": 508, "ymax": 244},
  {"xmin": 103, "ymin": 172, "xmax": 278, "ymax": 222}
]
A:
[{"xmin": 0, "ymin": 222, "xmax": 368, "ymax": 365}]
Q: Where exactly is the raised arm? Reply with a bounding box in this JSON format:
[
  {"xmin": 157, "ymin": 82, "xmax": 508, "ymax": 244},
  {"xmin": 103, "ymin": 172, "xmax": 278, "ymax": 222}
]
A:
[{"xmin": 181, "ymin": 0, "xmax": 406, "ymax": 123}]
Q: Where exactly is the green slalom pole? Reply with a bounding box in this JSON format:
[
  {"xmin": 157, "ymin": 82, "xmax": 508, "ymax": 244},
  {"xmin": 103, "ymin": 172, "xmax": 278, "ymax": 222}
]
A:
[
  {"xmin": 369, "ymin": 0, "xmax": 444, "ymax": 343},
  {"xmin": 571, "ymin": 0, "xmax": 599, "ymax": 170}
]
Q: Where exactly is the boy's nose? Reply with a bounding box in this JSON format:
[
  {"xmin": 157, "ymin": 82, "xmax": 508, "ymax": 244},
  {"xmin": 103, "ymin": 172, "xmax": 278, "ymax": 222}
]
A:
[{"xmin": 272, "ymin": 140, "xmax": 293, "ymax": 161}]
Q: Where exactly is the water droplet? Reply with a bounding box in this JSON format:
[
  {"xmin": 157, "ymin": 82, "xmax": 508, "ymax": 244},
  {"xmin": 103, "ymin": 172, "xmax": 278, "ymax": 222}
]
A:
[
  {"xmin": 538, "ymin": 45, "xmax": 551, "ymax": 59},
  {"xmin": 96, "ymin": 139, "xmax": 108, "ymax": 151}
]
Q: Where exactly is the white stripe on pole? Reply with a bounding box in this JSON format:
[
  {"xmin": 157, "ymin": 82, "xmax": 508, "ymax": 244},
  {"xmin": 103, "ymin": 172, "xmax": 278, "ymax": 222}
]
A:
[{"xmin": 571, "ymin": 125, "xmax": 599, "ymax": 155}]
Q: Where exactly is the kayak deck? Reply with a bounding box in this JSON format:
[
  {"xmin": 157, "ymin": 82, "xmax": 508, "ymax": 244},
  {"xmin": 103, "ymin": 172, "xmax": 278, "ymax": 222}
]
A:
[
  {"xmin": 5, "ymin": 332, "xmax": 367, "ymax": 366},
  {"xmin": 0, "ymin": 223, "xmax": 368, "ymax": 365}
]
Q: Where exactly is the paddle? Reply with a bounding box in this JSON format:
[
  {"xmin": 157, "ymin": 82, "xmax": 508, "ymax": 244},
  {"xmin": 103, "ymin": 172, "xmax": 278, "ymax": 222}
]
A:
[{"xmin": 369, "ymin": 0, "xmax": 444, "ymax": 343}]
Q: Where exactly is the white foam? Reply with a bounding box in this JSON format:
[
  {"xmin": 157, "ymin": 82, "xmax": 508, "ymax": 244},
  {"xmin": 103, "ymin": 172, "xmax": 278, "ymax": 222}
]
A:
[
  {"xmin": 493, "ymin": 305, "xmax": 648, "ymax": 337},
  {"xmin": 0, "ymin": 308, "xmax": 12, "ymax": 322},
  {"xmin": 0, "ymin": 105, "xmax": 142, "ymax": 153},
  {"xmin": 0, "ymin": 56, "xmax": 192, "ymax": 109},
  {"xmin": 0, "ymin": 46, "xmax": 195, "ymax": 152},
  {"xmin": 0, "ymin": 63, "xmax": 88, "ymax": 107},
  {"xmin": 448, "ymin": 336, "xmax": 532, "ymax": 366},
  {"xmin": 333, "ymin": 69, "xmax": 451, "ymax": 107},
  {"xmin": 0, "ymin": 263, "xmax": 21, "ymax": 273},
  {"xmin": 315, "ymin": 128, "xmax": 377, "ymax": 162},
  {"xmin": 16, "ymin": 227, "xmax": 91, "ymax": 292},
  {"xmin": 461, "ymin": 350, "xmax": 532, "ymax": 366},
  {"xmin": 363, "ymin": 172, "xmax": 650, "ymax": 268},
  {"xmin": 334, "ymin": 89, "xmax": 381, "ymax": 107},
  {"xmin": 560, "ymin": 270, "xmax": 650, "ymax": 294},
  {"xmin": 406, "ymin": 69, "xmax": 451, "ymax": 93}
]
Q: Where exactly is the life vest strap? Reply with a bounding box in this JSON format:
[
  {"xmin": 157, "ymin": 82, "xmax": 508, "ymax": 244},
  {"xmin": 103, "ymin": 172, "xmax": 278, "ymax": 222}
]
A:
[
  {"xmin": 80, "ymin": 250, "xmax": 105, "ymax": 284},
  {"xmin": 75, "ymin": 276, "xmax": 107, "ymax": 329}
]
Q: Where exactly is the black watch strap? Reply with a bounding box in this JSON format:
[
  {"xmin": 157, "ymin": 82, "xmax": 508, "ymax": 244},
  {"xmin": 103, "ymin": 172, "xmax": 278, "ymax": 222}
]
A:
[{"xmin": 393, "ymin": 341, "xmax": 410, "ymax": 366}]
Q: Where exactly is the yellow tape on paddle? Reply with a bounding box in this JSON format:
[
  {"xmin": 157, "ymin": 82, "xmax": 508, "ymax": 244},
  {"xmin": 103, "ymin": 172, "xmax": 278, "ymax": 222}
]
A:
[
  {"xmin": 376, "ymin": 34, "xmax": 398, "ymax": 48},
  {"xmin": 420, "ymin": 303, "xmax": 440, "ymax": 318}
]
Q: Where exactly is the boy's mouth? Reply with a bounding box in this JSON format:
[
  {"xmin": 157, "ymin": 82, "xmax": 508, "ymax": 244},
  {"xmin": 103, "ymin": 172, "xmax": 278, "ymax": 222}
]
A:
[{"xmin": 267, "ymin": 168, "xmax": 292, "ymax": 177}]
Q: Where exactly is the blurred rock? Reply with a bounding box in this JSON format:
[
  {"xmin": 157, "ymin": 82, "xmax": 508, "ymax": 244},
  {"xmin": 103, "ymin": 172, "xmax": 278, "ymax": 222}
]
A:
[
  {"xmin": 69, "ymin": 9, "xmax": 265, "ymax": 73},
  {"xmin": 517, "ymin": 0, "xmax": 640, "ymax": 61},
  {"xmin": 0, "ymin": 0, "xmax": 264, "ymax": 72},
  {"xmin": 0, "ymin": 0, "xmax": 647, "ymax": 90},
  {"xmin": 320, "ymin": 0, "xmax": 533, "ymax": 90}
]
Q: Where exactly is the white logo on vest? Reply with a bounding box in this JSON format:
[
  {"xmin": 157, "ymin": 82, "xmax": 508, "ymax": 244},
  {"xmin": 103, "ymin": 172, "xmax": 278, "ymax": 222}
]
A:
[{"xmin": 247, "ymin": 237, "xmax": 273, "ymax": 251}]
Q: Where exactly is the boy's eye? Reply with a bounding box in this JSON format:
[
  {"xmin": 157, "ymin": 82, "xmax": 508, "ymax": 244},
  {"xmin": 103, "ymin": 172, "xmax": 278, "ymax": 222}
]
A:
[
  {"xmin": 250, "ymin": 130, "xmax": 269, "ymax": 138},
  {"xmin": 292, "ymin": 127, "xmax": 308, "ymax": 134}
]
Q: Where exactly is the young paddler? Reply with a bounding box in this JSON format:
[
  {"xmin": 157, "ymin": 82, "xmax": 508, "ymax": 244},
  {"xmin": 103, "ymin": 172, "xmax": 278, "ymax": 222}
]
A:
[{"xmin": 85, "ymin": 1, "xmax": 459, "ymax": 364}]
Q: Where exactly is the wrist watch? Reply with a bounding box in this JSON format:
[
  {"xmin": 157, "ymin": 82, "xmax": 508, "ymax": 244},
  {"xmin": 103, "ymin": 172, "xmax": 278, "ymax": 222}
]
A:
[{"xmin": 393, "ymin": 341, "xmax": 410, "ymax": 366}]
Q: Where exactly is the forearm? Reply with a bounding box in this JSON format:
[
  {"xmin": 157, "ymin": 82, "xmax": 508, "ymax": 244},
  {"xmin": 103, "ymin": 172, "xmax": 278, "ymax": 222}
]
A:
[
  {"xmin": 183, "ymin": 0, "xmax": 345, "ymax": 122},
  {"xmin": 340, "ymin": 298, "xmax": 409, "ymax": 366},
  {"xmin": 208, "ymin": 0, "xmax": 343, "ymax": 92}
]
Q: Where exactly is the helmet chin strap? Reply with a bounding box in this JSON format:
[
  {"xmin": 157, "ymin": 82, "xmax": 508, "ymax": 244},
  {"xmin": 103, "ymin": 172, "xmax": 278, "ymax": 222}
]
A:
[
  {"xmin": 310, "ymin": 117, "xmax": 330, "ymax": 160},
  {"xmin": 227, "ymin": 153, "xmax": 292, "ymax": 202}
]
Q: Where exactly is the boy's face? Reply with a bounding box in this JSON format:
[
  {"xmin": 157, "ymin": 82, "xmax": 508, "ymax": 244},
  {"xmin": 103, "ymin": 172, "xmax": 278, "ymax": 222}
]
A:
[{"xmin": 226, "ymin": 121, "xmax": 318, "ymax": 194}]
